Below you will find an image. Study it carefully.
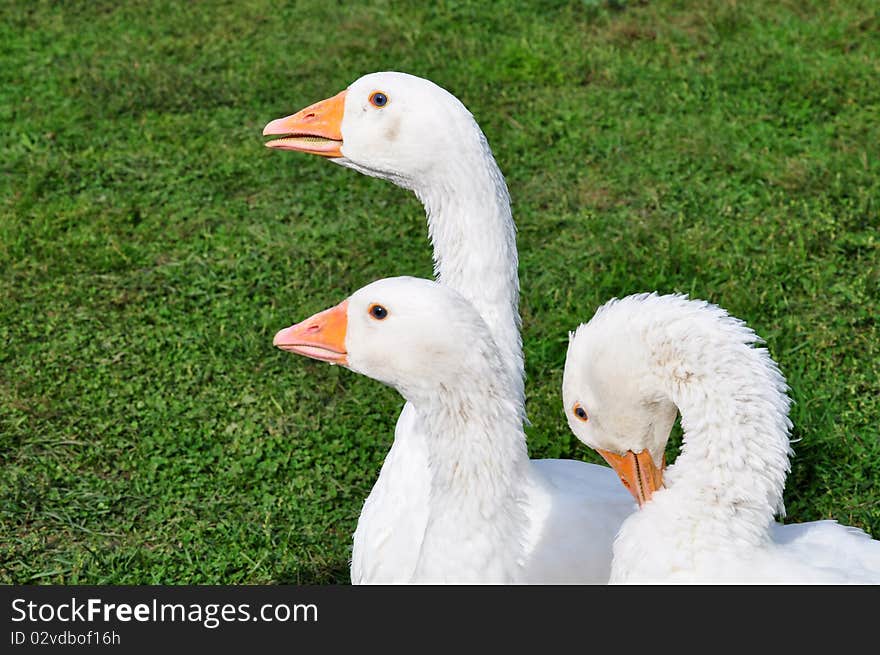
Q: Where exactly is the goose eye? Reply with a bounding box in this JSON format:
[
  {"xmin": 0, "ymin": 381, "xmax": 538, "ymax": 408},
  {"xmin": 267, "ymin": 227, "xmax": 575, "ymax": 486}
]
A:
[
  {"xmin": 368, "ymin": 303, "xmax": 388, "ymax": 320},
  {"xmin": 369, "ymin": 91, "xmax": 388, "ymax": 108},
  {"xmin": 573, "ymin": 403, "xmax": 589, "ymax": 422}
]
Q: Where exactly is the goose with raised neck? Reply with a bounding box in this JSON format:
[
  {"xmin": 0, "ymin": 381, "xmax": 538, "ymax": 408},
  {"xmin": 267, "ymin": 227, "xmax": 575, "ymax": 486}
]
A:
[
  {"xmin": 562, "ymin": 293, "xmax": 880, "ymax": 583},
  {"xmin": 274, "ymin": 277, "xmax": 633, "ymax": 583},
  {"xmin": 264, "ymin": 73, "xmax": 540, "ymax": 582}
]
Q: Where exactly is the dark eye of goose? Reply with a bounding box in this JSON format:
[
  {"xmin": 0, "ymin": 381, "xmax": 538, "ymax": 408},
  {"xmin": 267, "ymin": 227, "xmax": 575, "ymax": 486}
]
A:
[
  {"xmin": 368, "ymin": 303, "xmax": 388, "ymax": 320},
  {"xmin": 369, "ymin": 91, "xmax": 388, "ymax": 108},
  {"xmin": 573, "ymin": 403, "xmax": 588, "ymax": 422}
]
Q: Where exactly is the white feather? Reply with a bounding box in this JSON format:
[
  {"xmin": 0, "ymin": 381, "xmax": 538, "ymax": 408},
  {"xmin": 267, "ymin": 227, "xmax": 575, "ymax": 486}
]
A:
[
  {"xmin": 319, "ymin": 73, "xmax": 631, "ymax": 583},
  {"xmin": 338, "ymin": 277, "xmax": 633, "ymax": 583},
  {"xmin": 563, "ymin": 293, "xmax": 880, "ymax": 583}
]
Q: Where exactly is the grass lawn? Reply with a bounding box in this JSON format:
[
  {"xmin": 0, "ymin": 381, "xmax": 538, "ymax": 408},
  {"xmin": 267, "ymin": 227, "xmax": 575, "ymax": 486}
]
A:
[{"xmin": 1, "ymin": 0, "xmax": 878, "ymax": 583}]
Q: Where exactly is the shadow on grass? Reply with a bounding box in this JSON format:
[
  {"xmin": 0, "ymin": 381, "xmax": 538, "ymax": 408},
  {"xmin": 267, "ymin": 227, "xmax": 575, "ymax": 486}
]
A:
[{"xmin": 276, "ymin": 562, "xmax": 351, "ymax": 585}]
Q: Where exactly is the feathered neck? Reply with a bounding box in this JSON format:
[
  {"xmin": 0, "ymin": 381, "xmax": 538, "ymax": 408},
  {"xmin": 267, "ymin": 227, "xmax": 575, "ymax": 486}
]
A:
[
  {"xmin": 633, "ymin": 299, "xmax": 794, "ymax": 548},
  {"xmin": 402, "ymin": 345, "xmax": 530, "ymax": 583},
  {"xmin": 409, "ymin": 128, "xmax": 524, "ymax": 404}
]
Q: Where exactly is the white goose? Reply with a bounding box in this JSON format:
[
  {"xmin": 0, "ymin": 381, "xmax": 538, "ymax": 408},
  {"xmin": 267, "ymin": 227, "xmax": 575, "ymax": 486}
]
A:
[
  {"xmin": 265, "ymin": 73, "xmax": 633, "ymax": 582},
  {"xmin": 274, "ymin": 277, "xmax": 633, "ymax": 583},
  {"xmin": 562, "ymin": 292, "xmax": 880, "ymax": 583}
]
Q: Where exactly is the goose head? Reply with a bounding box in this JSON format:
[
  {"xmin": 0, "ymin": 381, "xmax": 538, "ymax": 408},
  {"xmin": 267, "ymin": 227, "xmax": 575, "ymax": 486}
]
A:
[
  {"xmin": 263, "ymin": 72, "xmax": 485, "ymax": 187},
  {"xmin": 273, "ymin": 276, "xmax": 500, "ymax": 397},
  {"xmin": 562, "ymin": 300, "xmax": 676, "ymax": 507}
]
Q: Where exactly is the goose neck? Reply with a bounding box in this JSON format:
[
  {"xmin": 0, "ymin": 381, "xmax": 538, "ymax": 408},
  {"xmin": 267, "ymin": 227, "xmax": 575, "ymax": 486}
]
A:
[
  {"xmin": 412, "ymin": 146, "xmax": 523, "ymax": 397},
  {"xmin": 651, "ymin": 336, "xmax": 793, "ymax": 542},
  {"xmin": 408, "ymin": 370, "xmax": 530, "ymax": 582}
]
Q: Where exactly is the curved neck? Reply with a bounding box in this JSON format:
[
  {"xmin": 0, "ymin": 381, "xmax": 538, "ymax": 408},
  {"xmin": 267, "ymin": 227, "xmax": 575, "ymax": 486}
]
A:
[
  {"xmin": 650, "ymin": 329, "xmax": 794, "ymax": 544},
  {"xmin": 411, "ymin": 139, "xmax": 523, "ymax": 401},
  {"xmin": 405, "ymin": 364, "xmax": 530, "ymax": 582}
]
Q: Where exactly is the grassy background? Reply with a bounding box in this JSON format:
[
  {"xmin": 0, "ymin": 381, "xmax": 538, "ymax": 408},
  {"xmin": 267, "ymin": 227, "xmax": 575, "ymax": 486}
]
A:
[{"xmin": 1, "ymin": 0, "xmax": 877, "ymax": 583}]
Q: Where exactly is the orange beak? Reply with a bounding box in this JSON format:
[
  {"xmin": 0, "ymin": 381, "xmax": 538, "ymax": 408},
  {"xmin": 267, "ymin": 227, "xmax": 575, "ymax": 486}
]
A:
[
  {"xmin": 263, "ymin": 89, "xmax": 346, "ymax": 157},
  {"xmin": 596, "ymin": 448, "xmax": 665, "ymax": 508},
  {"xmin": 273, "ymin": 300, "xmax": 349, "ymax": 365}
]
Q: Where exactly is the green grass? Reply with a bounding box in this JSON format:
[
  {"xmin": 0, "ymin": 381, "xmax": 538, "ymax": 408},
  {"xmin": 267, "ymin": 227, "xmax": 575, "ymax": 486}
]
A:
[{"xmin": 1, "ymin": 0, "xmax": 878, "ymax": 583}]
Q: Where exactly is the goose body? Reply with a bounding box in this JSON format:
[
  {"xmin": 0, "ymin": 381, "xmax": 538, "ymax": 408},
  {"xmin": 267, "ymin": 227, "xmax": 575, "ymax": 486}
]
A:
[
  {"xmin": 266, "ymin": 73, "xmax": 633, "ymax": 582},
  {"xmin": 562, "ymin": 293, "xmax": 880, "ymax": 583},
  {"xmin": 274, "ymin": 277, "xmax": 633, "ymax": 583}
]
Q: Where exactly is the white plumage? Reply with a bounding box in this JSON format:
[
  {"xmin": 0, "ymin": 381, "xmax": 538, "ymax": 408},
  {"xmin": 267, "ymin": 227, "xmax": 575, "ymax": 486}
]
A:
[
  {"xmin": 267, "ymin": 73, "xmax": 634, "ymax": 583},
  {"xmin": 275, "ymin": 277, "xmax": 633, "ymax": 583},
  {"xmin": 562, "ymin": 293, "xmax": 880, "ymax": 583}
]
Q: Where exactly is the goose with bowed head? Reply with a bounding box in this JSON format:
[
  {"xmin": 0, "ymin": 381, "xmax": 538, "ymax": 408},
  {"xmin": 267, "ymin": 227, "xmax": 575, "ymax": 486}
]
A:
[
  {"xmin": 273, "ymin": 277, "xmax": 633, "ymax": 583},
  {"xmin": 562, "ymin": 293, "xmax": 880, "ymax": 583},
  {"xmin": 265, "ymin": 73, "xmax": 634, "ymax": 582}
]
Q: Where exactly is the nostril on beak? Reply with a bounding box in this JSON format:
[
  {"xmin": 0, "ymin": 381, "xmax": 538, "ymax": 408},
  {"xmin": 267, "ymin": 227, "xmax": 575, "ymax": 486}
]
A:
[{"xmin": 306, "ymin": 323, "xmax": 320, "ymax": 333}]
